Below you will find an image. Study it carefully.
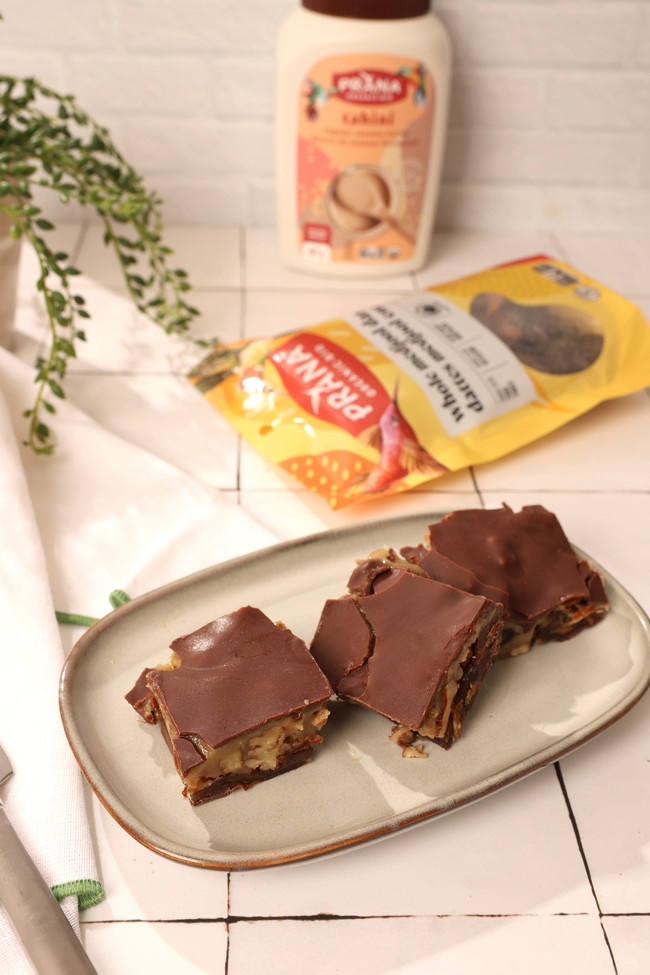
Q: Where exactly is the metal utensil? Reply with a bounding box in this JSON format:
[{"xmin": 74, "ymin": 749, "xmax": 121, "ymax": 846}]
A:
[{"xmin": 0, "ymin": 743, "xmax": 98, "ymax": 974}]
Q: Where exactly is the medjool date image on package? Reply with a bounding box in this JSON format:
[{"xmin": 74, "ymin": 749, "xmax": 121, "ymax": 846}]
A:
[{"xmin": 468, "ymin": 292, "xmax": 604, "ymax": 375}]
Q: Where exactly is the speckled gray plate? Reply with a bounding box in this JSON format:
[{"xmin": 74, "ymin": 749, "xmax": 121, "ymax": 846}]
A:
[{"xmin": 59, "ymin": 512, "xmax": 650, "ymax": 871}]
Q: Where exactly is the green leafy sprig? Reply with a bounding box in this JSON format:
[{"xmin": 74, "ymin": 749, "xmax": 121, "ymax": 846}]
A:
[{"xmin": 0, "ymin": 74, "xmax": 201, "ymax": 453}]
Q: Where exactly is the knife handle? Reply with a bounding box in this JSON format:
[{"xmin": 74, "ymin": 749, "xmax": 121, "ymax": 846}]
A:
[{"xmin": 0, "ymin": 803, "xmax": 98, "ymax": 974}]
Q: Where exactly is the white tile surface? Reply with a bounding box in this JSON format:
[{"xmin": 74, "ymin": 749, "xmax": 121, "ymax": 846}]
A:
[
  {"xmin": 162, "ymin": 226, "xmax": 242, "ymax": 290},
  {"xmin": 230, "ymin": 765, "xmax": 596, "ymax": 918},
  {"xmin": 227, "ymin": 915, "xmax": 615, "ymax": 975},
  {"xmin": 84, "ymin": 800, "xmax": 229, "ymax": 922},
  {"xmin": 187, "ymin": 288, "xmax": 243, "ymax": 346},
  {"xmin": 244, "ymin": 227, "xmax": 416, "ymax": 292},
  {"xmin": 561, "ymin": 688, "xmax": 650, "ymax": 915},
  {"xmin": 243, "ymin": 288, "xmax": 418, "ymax": 342},
  {"xmin": 603, "ymin": 915, "xmax": 650, "ymax": 975},
  {"xmin": 82, "ymin": 919, "xmax": 228, "ymax": 975},
  {"xmin": 414, "ymin": 231, "xmax": 559, "ymax": 288},
  {"xmin": 239, "ymin": 483, "xmax": 480, "ymax": 538},
  {"xmin": 551, "ymin": 235, "xmax": 650, "ymax": 298},
  {"xmin": 10, "ymin": 227, "xmax": 650, "ymax": 975},
  {"xmin": 474, "ymin": 392, "xmax": 650, "ymax": 493}
]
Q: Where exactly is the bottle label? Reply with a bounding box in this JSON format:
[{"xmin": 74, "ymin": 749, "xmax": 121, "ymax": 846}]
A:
[{"xmin": 297, "ymin": 53, "xmax": 435, "ymax": 266}]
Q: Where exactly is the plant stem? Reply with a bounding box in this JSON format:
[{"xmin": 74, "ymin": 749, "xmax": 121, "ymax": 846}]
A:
[
  {"xmin": 1, "ymin": 200, "xmax": 82, "ymax": 452},
  {"xmin": 0, "ymin": 73, "xmax": 205, "ymax": 452}
]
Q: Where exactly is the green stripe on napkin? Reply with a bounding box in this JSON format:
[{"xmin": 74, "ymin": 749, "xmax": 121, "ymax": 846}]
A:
[
  {"xmin": 51, "ymin": 878, "xmax": 105, "ymax": 911},
  {"xmin": 54, "ymin": 611, "xmax": 98, "ymax": 627},
  {"xmin": 55, "ymin": 589, "xmax": 132, "ymax": 627}
]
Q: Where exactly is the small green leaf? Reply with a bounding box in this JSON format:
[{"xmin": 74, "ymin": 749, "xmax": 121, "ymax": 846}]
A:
[
  {"xmin": 58, "ymin": 338, "xmax": 76, "ymax": 356},
  {"xmin": 35, "ymin": 422, "xmax": 50, "ymax": 442}
]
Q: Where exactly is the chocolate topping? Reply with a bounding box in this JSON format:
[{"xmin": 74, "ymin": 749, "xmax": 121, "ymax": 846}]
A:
[
  {"xmin": 337, "ymin": 571, "xmax": 495, "ymax": 728},
  {"xmin": 171, "ymin": 736, "xmax": 206, "ymax": 777},
  {"xmin": 309, "ymin": 595, "xmax": 373, "ymax": 688},
  {"xmin": 148, "ymin": 607, "xmax": 332, "ymax": 752},
  {"xmin": 580, "ymin": 559, "xmax": 608, "ymax": 604},
  {"xmin": 426, "ymin": 505, "xmax": 589, "ymax": 621},
  {"xmin": 402, "ymin": 545, "xmax": 508, "ymax": 608},
  {"xmin": 347, "ymin": 558, "xmax": 397, "ymax": 596},
  {"xmin": 311, "ymin": 569, "xmax": 504, "ymax": 746},
  {"xmin": 124, "ymin": 667, "xmax": 153, "ymax": 717},
  {"xmin": 126, "ymin": 606, "xmax": 333, "ymax": 803}
]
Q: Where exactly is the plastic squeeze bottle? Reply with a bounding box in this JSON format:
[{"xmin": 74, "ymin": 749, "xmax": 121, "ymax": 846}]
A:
[{"xmin": 274, "ymin": 0, "xmax": 452, "ymax": 277}]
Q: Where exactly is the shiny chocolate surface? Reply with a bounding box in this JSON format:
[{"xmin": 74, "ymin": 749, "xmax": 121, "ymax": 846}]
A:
[{"xmin": 148, "ymin": 607, "xmax": 332, "ymax": 751}]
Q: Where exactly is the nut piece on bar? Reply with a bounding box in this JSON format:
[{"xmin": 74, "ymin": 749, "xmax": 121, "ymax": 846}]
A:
[
  {"xmin": 125, "ymin": 606, "xmax": 332, "ymax": 805},
  {"xmin": 404, "ymin": 504, "xmax": 609, "ymax": 656},
  {"xmin": 310, "ymin": 568, "xmax": 504, "ymax": 750}
]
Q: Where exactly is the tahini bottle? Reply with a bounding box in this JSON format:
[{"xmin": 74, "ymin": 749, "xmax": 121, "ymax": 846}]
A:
[{"xmin": 275, "ymin": 0, "xmax": 452, "ymax": 277}]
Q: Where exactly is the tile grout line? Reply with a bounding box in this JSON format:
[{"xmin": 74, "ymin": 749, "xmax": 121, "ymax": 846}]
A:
[
  {"xmin": 553, "ymin": 762, "xmax": 600, "ymax": 906},
  {"xmin": 224, "ymin": 913, "xmax": 542, "ymax": 927},
  {"xmin": 81, "ymin": 907, "xmax": 650, "ymax": 926},
  {"xmin": 224, "ymin": 872, "xmax": 232, "ymax": 975},
  {"xmin": 470, "ymin": 468, "xmax": 484, "ymax": 506},
  {"xmin": 553, "ymin": 762, "xmax": 619, "ymax": 975}
]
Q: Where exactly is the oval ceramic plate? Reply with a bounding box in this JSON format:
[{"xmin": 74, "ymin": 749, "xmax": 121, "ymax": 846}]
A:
[{"xmin": 59, "ymin": 512, "xmax": 650, "ymax": 870}]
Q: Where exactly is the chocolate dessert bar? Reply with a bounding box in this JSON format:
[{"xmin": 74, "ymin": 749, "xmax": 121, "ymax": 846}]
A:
[
  {"xmin": 409, "ymin": 504, "xmax": 609, "ymax": 656},
  {"xmin": 126, "ymin": 606, "xmax": 332, "ymax": 804},
  {"xmin": 398, "ymin": 546, "xmax": 509, "ymax": 609},
  {"xmin": 310, "ymin": 568, "xmax": 503, "ymax": 750}
]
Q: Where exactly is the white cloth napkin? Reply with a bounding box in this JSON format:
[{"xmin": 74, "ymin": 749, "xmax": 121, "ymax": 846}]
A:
[
  {"xmin": 0, "ymin": 348, "xmax": 278, "ymax": 973},
  {"xmin": 0, "ymin": 357, "xmax": 101, "ymax": 974}
]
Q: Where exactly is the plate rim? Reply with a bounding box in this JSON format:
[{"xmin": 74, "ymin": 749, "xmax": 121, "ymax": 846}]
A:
[{"xmin": 59, "ymin": 511, "xmax": 650, "ymax": 871}]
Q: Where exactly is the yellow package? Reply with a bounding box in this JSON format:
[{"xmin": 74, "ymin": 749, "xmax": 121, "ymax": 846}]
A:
[{"xmin": 189, "ymin": 255, "xmax": 650, "ymax": 509}]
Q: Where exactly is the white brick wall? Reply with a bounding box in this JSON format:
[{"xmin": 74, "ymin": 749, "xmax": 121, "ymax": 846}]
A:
[{"xmin": 1, "ymin": 0, "xmax": 649, "ymax": 233}]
